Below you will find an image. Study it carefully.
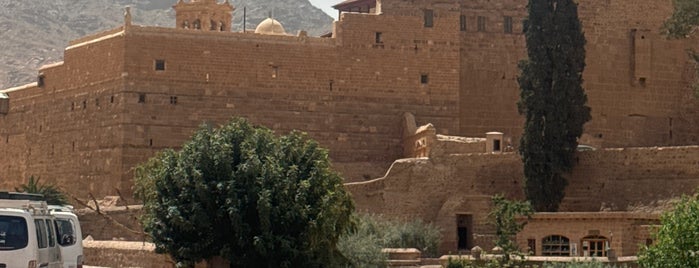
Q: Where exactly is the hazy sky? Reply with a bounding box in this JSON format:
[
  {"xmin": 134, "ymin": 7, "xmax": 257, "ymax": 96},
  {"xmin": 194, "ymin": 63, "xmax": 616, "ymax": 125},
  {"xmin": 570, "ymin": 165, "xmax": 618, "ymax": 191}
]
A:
[{"xmin": 309, "ymin": 0, "xmax": 341, "ymax": 20}]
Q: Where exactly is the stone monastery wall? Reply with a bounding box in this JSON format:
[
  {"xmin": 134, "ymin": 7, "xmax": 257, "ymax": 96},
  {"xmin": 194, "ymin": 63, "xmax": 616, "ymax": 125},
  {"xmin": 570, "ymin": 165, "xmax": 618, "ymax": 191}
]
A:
[
  {"xmin": 1, "ymin": 0, "xmax": 699, "ymax": 199},
  {"xmin": 346, "ymin": 146, "xmax": 699, "ymax": 252}
]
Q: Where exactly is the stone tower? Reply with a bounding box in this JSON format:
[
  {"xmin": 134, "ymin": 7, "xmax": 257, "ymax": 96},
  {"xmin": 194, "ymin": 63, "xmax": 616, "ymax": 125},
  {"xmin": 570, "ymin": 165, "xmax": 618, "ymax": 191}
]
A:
[{"xmin": 173, "ymin": 0, "xmax": 234, "ymax": 31}]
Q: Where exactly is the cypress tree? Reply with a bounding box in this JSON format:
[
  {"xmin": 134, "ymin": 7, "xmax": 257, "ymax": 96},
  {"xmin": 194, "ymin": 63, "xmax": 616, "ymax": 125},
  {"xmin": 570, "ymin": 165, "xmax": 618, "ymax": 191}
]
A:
[{"xmin": 517, "ymin": 0, "xmax": 591, "ymax": 212}]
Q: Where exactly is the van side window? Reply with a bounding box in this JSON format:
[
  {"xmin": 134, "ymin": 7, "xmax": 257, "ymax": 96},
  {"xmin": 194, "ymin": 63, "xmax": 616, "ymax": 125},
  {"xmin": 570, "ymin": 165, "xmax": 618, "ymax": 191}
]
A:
[
  {"xmin": 54, "ymin": 219, "xmax": 76, "ymax": 246},
  {"xmin": 45, "ymin": 219, "xmax": 55, "ymax": 247},
  {"xmin": 0, "ymin": 216, "xmax": 28, "ymax": 250},
  {"xmin": 34, "ymin": 219, "xmax": 47, "ymax": 249}
]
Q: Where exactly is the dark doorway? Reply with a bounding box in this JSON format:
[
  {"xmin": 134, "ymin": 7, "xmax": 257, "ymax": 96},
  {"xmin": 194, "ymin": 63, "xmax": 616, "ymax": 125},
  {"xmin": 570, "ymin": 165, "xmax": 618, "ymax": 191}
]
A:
[{"xmin": 457, "ymin": 215, "xmax": 473, "ymax": 250}]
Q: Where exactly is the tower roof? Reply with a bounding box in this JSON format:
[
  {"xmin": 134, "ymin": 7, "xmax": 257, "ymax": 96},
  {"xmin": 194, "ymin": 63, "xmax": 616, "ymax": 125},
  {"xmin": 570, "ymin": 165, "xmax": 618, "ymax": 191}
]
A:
[{"xmin": 255, "ymin": 18, "xmax": 287, "ymax": 35}]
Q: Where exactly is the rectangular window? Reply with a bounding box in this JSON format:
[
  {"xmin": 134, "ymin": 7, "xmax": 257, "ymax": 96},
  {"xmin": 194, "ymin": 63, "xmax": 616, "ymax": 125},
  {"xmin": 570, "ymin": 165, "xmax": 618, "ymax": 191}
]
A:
[
  {"xmin": 420, "ymin": 74, "xmax": 429, "ymax": 84},
  {"xmin": 272, "ymin": 66, "xmax": 279, "ymax": 78},
  {"xmin": 45, "ymin": 219, "xmax": 55, "ymax": 247},
  {"xmin": 503, "ymin": 16, "xmax": 513, "ymax": 33},
  {"xmin": 0, "ymin": 216, "xmax": 28, "ymax": 250},
  {"xmin": 154, "ymin": 59, "xmax": 166, "ymax": 71},
  {"xmin": 35, "ymin": 219, "xmax": 47, "ymax": 249},
  {"xmin": 424, "ymin": 9, "xmax": 434, "ymax": 28},
  {"xmin": 138, "ymin": 93, "xmax": 146, "ymax": 103},
  {"xmin": 55, "ymin": 219, "xmax": 77, "ymax": 246},
  {"xmin": 375, "ymin": 32, "xmax": 383, "ymax": 44},
  {"xmin": 460, "ymin": 15, "xmax": 467, "ymax": 31},
  {"xmin": 170, "ymin": 96, "xmax": 178, "ymax": 105},
  {"xmin": 477, "ymin": 16, "xmax": 486, "ymax": 32}
]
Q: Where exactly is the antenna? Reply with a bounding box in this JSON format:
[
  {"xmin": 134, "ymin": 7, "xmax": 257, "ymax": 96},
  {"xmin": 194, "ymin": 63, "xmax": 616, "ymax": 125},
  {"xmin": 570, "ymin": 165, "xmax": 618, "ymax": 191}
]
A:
[{"xmin": 243, "ymin": 6, "xmax": 247, "ymax": 32}]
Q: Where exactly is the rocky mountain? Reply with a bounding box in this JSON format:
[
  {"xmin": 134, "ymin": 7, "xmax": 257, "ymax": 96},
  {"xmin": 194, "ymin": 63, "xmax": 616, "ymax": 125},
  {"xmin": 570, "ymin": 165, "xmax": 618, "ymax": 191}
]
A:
[{"xmin": 0, "ymin": 0, "xmax": 333, "ymax": 89}]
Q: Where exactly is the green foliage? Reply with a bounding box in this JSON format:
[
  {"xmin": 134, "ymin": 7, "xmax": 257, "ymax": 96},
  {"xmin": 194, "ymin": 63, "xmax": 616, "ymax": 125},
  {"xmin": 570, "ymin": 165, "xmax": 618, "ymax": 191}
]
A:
[
  {"xmin": 337, "ymin": 214, "xmax": 442, "ymax": 267},
  {"xmin": 518, "ymin": 0, "xmax": 591, "ymax": 212},
  {"xmin": 337, "ymin": 215, "xmax": 387, "ymax": 268},
  {"xmin": 489, "ymin": 195, "xmax": 534, "ymax": 261},
  {"xmin": 15, "ymin": 176, "xmax": 68, "ymax": 205},
  {"xmin": 638, "ymin": 192, "xmax": 699, "ymax": 268},
  {"xmin": 542, "ymin": 261, "xmax": 626, "ymax": 268},
  {"xmin": 134, "ymin": 118, "xmax": 354, "ymax": 267},
  {"xmin": 663, "ymin": 0, "xmax": 699, "ymax": 38}
]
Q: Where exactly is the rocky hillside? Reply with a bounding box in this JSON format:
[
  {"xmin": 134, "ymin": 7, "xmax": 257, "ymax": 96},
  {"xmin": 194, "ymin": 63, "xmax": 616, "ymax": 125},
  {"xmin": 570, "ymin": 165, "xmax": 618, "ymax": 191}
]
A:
[{"xmin": 0, "ymin": 0, "xmax": 333, "ymax": 89}]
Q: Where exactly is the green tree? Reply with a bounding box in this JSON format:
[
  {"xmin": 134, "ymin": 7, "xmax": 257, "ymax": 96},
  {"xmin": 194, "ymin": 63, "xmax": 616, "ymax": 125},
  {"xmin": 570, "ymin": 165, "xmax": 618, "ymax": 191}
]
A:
[
  {"xmin": 489, "ymin": 195, "xmax": 534, "ymax": 262},
  {"xmin": 517, "ymin": 0, "xmax": 591, "ymax": 212},
  {"xmin": 134, "ymin": 118, "xmax": 354, "ymax": 267},
  {"xmin": 663, "ymin": 0, "xmax": 699, "ymax": 38},
  {"xmin": 638, "ymin": 192, "xmax": 699, "ymax": 268},
  {"xmin": 15, "ymin": 176, "xmax": 68, "ymax": 205}
]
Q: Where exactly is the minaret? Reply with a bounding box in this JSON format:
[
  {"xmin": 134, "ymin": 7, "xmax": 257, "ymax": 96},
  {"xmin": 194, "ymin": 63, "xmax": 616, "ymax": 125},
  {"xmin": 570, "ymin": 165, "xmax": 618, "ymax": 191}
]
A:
[{"xmin": 173, "ymin": 0, "xmax": 234, "ymax": 31}]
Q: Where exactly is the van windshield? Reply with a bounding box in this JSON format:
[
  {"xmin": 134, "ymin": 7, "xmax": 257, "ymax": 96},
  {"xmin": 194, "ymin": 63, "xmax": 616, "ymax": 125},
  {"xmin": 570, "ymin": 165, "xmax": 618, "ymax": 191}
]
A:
[{"xmin": 0, "ymin": 216, "xmax": 28, "ymax": 250}]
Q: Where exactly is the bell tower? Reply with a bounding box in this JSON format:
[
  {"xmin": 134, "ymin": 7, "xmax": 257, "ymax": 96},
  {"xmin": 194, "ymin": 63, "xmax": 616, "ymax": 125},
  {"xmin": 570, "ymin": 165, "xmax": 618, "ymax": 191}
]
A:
[{"xmin": 173, "ymin": 0, "xmax": 234, "ymax": 31}]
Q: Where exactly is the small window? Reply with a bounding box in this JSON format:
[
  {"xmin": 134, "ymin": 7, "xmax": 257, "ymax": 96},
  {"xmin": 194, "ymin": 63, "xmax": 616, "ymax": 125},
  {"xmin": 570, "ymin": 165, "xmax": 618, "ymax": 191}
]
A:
[
  {"xmin": 542, "ymin": 235, "xmax": 570, "ymax": 256},
  {"xmin": 37, "ymin": 74, "xmax": 45, "ymax": 87},
  {"xmin": 424, "ymin": 9, "xmax": 434, "ymax": 28},
  {"xmin": 375, "ymin": 32, "xmax": 383, "ymax": 44},
  {"xmin": 95, "ymin": 98, "xmax": 99, "ymax": 107},
  {"xmin": 154, "ymin": 60, "xmax": 166, "ymax": 71},
  {"xmin": 193, "ymin": 19, "xmax": 201, "ymax": 30},
  {"xmin": 504, "ymin": 16, "xmax": 513, "ymax": 33},
  {"xmin": 477, "ymin": 16, "xmax": 486, "ymax": 32},
  {"xmin": 494, "ymin": 139, "xmax": 501, "ymax": 151},
  {"xmin": 45, "ymin": 219, "xmax": 55, "ymax": 247},
  {"xmin": 34, "ymin": 219, "xmax": 47, "ymax": 249},
  {"xmin": 219, "ymin": 21, "xmax": 225, "ymax": 31},
  {"xmin": 420, "ymin": 74, "xmax": 429, "ymax": 84},
  {"xmin": 54, "ymin": 219, "xmax": 77, "ymax": 246},
  {"xmin": 138, "ymin": 93, "xmax": 146, "ymax": 103},
  {"xmin": 170, "ymin": 96, "xmax": 178, "ymax": 105},
  {"xmin": 82, "ymin": 100, "xmax": 87, "ymax": 109},
  {"xmin": 272, "ymin": 66, "xmax": 279, "ymax": 78},
  {"xmin": 110, "ymin": 96, "xmax": 115, "ymax": 103},
  {"xmin": 460, "ymin": 15, "xmax": 467, "ymax": 31},
  {"xmin": 210, "ymin": 19, "xmax": 217, "ymax": 31},
  {"xmin": 183, "ymin": 20, "xmax": 189, "ymax": 29}
]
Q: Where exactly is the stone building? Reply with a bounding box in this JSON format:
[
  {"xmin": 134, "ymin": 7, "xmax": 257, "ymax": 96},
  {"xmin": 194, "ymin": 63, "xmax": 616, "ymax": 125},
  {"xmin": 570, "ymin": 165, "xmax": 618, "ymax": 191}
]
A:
[{"xmin": 1, "ymin": 0, "xmax": 699, "ymax": 255}]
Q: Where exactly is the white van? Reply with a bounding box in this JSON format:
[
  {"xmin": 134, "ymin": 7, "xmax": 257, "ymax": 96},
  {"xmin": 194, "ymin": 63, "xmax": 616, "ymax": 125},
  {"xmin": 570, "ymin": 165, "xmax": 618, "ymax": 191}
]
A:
[
  {"xmin": 0, "ymin": 193, "xmax": 83, "ymax": 268},
  {"xmin": 0, "ymin": 199, "xmax": 62, "ymax": 267},
  {"xmin": 49, "ymin": 206, "xmax": 83, "ymax": 268}
]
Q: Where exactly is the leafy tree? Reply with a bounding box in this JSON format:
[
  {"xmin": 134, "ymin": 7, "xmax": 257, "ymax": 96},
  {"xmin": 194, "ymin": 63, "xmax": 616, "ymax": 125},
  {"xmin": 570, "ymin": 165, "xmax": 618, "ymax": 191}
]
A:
[
  {"xmin": 638, "ymin": 192, "xmax": 699, "ymax": 268},
  {"xmin": 134, "ymin": 118, "xmax": 354, "ymax": 267},
  {"xmin": 15, "ymin": 176, "xmax": 68, "ymax": 205},
  {"xmin": 517, "ymin": 0, "xmax": 591, "ymax": 212},
  {"xmin": 663, "ymin": 0, "xmax": 699, "ymax": 38},
  {"xmin": 489, "ymin": 195, "xmax": 534, "ymax": 262}
]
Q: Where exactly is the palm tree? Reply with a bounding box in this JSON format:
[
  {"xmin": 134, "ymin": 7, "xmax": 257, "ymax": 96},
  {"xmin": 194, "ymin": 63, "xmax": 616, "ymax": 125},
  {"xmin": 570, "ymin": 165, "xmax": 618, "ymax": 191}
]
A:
[{"xmin": 15, "ymin": 176, "xmax": 68, "ymax": 205}]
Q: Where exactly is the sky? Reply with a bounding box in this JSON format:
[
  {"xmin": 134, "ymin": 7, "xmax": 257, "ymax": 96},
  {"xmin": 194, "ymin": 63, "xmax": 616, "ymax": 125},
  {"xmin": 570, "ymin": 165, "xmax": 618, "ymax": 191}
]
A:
[{"xmin": 309, "ymin": 0, "xmax": 340, "ymax": 20}]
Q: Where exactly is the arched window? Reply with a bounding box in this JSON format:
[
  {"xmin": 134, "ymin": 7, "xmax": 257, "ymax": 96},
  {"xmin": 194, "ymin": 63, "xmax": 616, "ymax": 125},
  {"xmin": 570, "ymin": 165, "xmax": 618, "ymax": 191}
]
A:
[
  {"xmin": 581, "ymin": 235, "xmax": 608, "ymax": 257},
  {"xmin": 219, "ymin": 21, "xmax": 225, "ymax": 31},
  {"xmin": 183, "ymin": 20, "xmax": 189, "ymax": 29},
  {"xmin": 542, "ymin": 235, "xmax": 570, "ymax": 256},
  {"xmin": 210, "ymin": 20, "xmax": 217, "ymax": 30},
  {"xmin": 193, "ymin": 19, "xmax": 201, "ymax": 30}
]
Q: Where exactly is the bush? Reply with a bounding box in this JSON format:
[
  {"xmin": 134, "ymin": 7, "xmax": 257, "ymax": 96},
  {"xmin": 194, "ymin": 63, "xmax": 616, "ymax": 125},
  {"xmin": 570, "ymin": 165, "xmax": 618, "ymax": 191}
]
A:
[{"xmin": 338, "ymin": 214, "xmax": 442, "ymax": 267}]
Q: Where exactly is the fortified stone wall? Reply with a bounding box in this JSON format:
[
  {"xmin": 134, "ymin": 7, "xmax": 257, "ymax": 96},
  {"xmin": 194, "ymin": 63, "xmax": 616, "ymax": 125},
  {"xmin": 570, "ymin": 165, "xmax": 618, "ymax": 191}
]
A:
[
  {"xmin": 1, "ymin": 0, "xmax": 699, "ymax": 200},
  {"xmin": 0, "ymin": 31, "xmax": 128, "ymax": 196},
  {"xmin": 456, "ymin": 0, "xmax": 699, "ymax": 147},
  {"xmin": 346, "ymin": 146, "xmax": 699, "ymax": 253}
]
